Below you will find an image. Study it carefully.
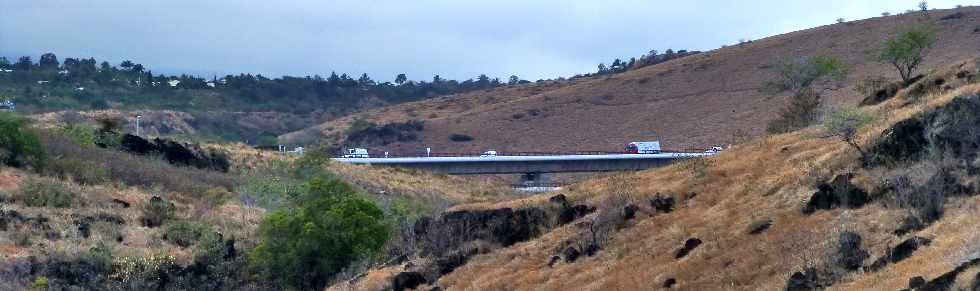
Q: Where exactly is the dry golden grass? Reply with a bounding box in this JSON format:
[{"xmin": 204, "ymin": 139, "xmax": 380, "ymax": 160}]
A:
[
  {"xmin": 417, "ymin": 69, "xmax": 980, "ymax": 290},
  {"xmin": 0, "ymin": 167, "xmax": 264, "ymax": 264},
  {"xmin": 288, "ymin": 7, "xmax": 980, "ymax": 155}
]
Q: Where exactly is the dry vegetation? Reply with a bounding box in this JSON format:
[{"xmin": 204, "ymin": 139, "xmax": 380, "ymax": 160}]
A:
[
  {"xmin": 287, "ymin": 7, "xmax": 980, "ymax": 155},
  {"xmin": 332, "ymin": 60, "xmax": 980, "ymax": 290}
]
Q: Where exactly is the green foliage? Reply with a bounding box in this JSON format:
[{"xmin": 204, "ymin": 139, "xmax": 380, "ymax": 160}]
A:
[
  {"xmin": 824, "ymin": 107, "xmax": 875, "ymax": 138},
  {"xmin": 824, "ymin": 107, "xmax": 876, "ymax": 161},
  {"xmin": 14, "ymin": 178, "xmax": 77, "ymax": 208},
  {"xmin": 0, "ymin": 113, "xmax": 44, "ymax": 168},
  {"xmin": 766, "ymin": 55, "xmax": 848, "ymax": 94},
  {"xmin": 767, "ymin": 88, "xmax": 823, "ymax": 133},
  {"xmin": 163, "ymin": 221, "xmax": 205, "ymax": 248},
  {"xmin": 57, "ymin": 124, "xmax": 97, "ymax": 146},
  {"xmin": 880, "ymin": 25, "xmax": 935, "ymax": 83},
  {"xmin": 32, "ymin": 276, "xmax": 49, "ymax": 289},
  {"xmin": 250, "ymin": 177, "xmax": 390, "ymax": 290}
]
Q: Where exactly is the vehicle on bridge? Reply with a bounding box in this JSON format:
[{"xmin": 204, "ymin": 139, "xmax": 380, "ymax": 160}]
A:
[
  {"xmin": 624, "ymin": 141, "xmax": 662, "ymax": 154},
  {"xmin": 342, "ymin": 148, "xmax": 370, "ymax": 158},
  {"xmin": 481, "ymin": 150, "xmax": 498, "ymax": 157}
]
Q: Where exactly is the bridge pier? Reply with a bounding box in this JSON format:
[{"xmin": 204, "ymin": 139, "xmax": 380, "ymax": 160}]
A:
[{"xmin": 520, "ymin": 172, "xmax": 551, "ymax": 186}]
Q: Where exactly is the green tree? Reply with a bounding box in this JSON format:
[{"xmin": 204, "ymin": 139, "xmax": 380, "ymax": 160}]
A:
[
  {"xmin": 765, "ymin": 55, "xmax": 848, "ymax": 133},
  {"xmin": 0, "ymin": 113, "xmax": 45, "ymax": 168},
  {"xmin": 250, "ymin": 177, "xmax": 389, "ymax": 290},
  {"xmin": 394, "ymin": 73, "xmax": 407, "ymax": 85},
  {"xmin": 879, "ymin": 25, "xmax": 935, "ymax": 83},
  {"xmin": 39, "ymin": 53, "xmax": 59, "ymax": 70}
]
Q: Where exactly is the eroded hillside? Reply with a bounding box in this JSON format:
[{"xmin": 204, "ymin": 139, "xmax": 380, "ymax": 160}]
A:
[
  {"xmin": 290, "ymin": 7, "xmax": 980, "ymax": 154},
  {"xmin": 329, "ymin": 60, "xmax": 980, "ymax": 290}
]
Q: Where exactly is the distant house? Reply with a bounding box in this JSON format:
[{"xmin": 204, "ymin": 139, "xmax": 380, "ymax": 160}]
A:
[
  {"xmin": 36, "ymin": 80, "xmax": 50, "ymax": 85},
  {"xmin": 217, "ymin": 78, "xmax": 228, "ymax": 85},
  {"xmin": 0, "ymin": 100, "xmax": 16, "ymax": 111},
  {"xmin": 0, "ymin": 68, "xmax": 12, "ymax": 73},
  {"xmin": 75, "ymin": 87, "xmax": 85, "ymax": 91},
  {"xmin": 206, "ymin": 81, "xmax": 216, "ymax": 88},
  {"xmin": 58, "ymin": 69, "xmax": 69, "ymax": 75},
  {"xmin": 168, "ymin": 80, "xmax": 181, "ymax": 87}
]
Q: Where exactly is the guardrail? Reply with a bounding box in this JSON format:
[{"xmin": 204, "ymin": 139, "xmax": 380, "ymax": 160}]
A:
[{"xmin": 339, "ymin": 148, "xmax": 713, "ymax": 158}]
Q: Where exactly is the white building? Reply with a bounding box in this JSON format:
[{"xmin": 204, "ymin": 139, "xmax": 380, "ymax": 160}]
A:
[{"xmin": 168, "ymin": 80, "xmax": 181, "ymax": 87}]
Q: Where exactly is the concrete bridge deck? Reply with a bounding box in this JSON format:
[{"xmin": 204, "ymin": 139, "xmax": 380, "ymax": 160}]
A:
[{"xmin": 332, "ymin": 152, "xmax": 712, "ymax": 175}]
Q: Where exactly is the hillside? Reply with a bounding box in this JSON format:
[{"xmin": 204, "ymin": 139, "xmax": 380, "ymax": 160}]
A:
[
  {"xmin": 288, "ymin": 7, "xmax": 980, "ymax": 154},
  {"xmin": 329, "ymin": 58, "xmax": 980, "ymax": 290}
]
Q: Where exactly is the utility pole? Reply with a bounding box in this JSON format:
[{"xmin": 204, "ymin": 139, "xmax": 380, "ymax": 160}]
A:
[{"xmin": 135, "ymin": 115, "xmax": 142, "ymax": 136}]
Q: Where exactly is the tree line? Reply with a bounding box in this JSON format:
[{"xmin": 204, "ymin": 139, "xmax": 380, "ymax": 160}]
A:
[{"xmin": 0, "ymin": 53, "xmax": 529, "ymax": 113}]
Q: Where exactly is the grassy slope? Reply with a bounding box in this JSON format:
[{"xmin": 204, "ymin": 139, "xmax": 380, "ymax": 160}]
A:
[
  {"xmin": 290, "ymin": 7, "xmax": 980, "ymax": 154},
  {"xmin": 334, "ymin": 61, "xmax": 980, "ymax": 290}
]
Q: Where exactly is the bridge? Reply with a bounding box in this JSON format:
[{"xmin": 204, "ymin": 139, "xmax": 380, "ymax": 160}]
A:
[{"xmin": 332, "ymin": 151, "xmax": 714, "ymax": 176}]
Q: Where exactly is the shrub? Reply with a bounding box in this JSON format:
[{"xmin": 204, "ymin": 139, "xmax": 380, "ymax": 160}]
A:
[
  {"xmin": 449, "ymin": 133, "xmax": 474, "ymax": 142},
  {"xmin": 44, "ymin": 158, "xmax": 110, "ymax": 185},
  {"xmin": 767, "ymin": 88, "xmax": 823, "ymax": 133},
  {"xmin": 14, "ymin": 178, "xmax": 77, "ymax": 208},
  {"xmin": 140, "ymin": 196, "xmax": 176, "ymax": 227},
  {"xmin": 0, "ymin": 113, "xmax": 44, "ymax": 168},
  {"xmin": 163, "ymin": 221, "xmax": 204, "ymax": 248},
  {"xmin": 250, "ymin": 177, "xmax": 390, "ymax": 290},
  {"xmin": 879, "ymin": 25, "xmax": 935, "ymax": 83},
  {"xmin": 33, "ymin": 276, "xmax": 49, "ymax": 289},
  {"xmin": 823, "ymin": 107, "xmax": 876, "ymax": 162}
]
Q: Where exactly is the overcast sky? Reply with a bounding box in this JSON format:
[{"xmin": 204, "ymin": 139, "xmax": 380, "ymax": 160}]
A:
[{"xmin": 0, "ymin": 1, "xmax": 973, "ymax": 82}]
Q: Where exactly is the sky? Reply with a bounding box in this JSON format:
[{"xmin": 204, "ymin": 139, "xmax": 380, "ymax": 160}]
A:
[{"xmin": 0, "ymin": 0, "xmax": 974, "ymax": 82}]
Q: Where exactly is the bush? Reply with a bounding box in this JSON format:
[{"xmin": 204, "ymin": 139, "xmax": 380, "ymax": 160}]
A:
[
  {"xmin": 250, "ymin": 177, "xmax": 390, "ymax": 290},
  {"xmin": 13, "ymin": 178, "xmax": 77, "ymax": 208},
  {"xmin": 140, "ymin": 196, "xmax": 176, "ymax": 227},
  {"xmin": 163, "ymin": 221, "xmax": 204, "ymax": 248},
  {"xmin": 767, "ymin": 88, "xmax": 823, "ymax": 133},
  {"xmin": 449, "ymin": 133, "xmax": 474, "ymax": 142},
  {"xmin": 879, "ymin": 25, "xmax": 935, "ymax": 83},
  {"xmin": 0, "ymin": 113, "xmax": 44, "ymax": 168}
]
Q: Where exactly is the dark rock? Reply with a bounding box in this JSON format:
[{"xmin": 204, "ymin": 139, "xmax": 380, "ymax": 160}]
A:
[
  {"xmin": 557, "ymin": 204, "xmax": 595, "ymax": 225},
  {"xmin": 547, "ymin": 255, "xmax": 561, "ymax": 267},
  {"xmin": 802, "ymin": 174, "xmax": 869, "ymax": 214},
  {"xmin": 675, "ymin": 238, "xmax": 702, "ymax": 259},
  {"xmin": 908, "ymin": 276, "xmax": 926, "ymax": 289},
  {"xmin": 77, "ymin": 221, "xmax": 91, "ymax": 238},
  {"xmin": 119, "ymin": 134, "xmax": 230, "ymax": 172},
  {"xmin": 562, "ymin": 246, "xmax": 581, "ymax": 263},
  {"xmin": 391, "ymin": 272, "xmax": 427, "ymax": 291},
  {"xmin": 892, "ymin": 237, "xmax": 932, "ymax": 263},
  {"xmin": 549, "ymin": 194, "xmax": 568, "ymax": 205},
  {"xmin": 868, "ymin": 119, "xmax": 929, "ymax": 166},
  {"xmin": 110, "ymin": 198, "xmax": 131, "ymax": 208},
  {"xmin": 622, "ymin": 204, "xmax": 639, "ymax": 220},
  {"xmin": 747, "ymin": 219, "xmax": 772, "ymax": 235},
  {"xmin": 428, "ymin": 287, "xmax": 442, "ymax": 291},
  {"xmin": 651, "ymin": 193, "xmax": 675, "ymax": 213},
  {"xmin": 0, "ymin": 209, "xmax": 24, "ymax": 231},
  {"xmin": 785, "ymin": 268, "xmax": 821, "ymax": 291},
  {"xmin": 920, "ymin": 257, "xmax": 980, "ymax": 291},
  {"xmin": 583, "ymin": 243, "xmax": 599, "ymax": 257},
  {"xmin": 837, "ymin": 231, "xmax": 869, "ymax": 271},
  {"xmin": 663, "ymin": 277, "xmax": 677, "ymax": 288},
  {"xmin": 860, "ymin": 82, "xmax": 902, "ymax": 106},
  {"xmin": 868, "ymin": 237, "xmax": 932, "ymax": 272}
]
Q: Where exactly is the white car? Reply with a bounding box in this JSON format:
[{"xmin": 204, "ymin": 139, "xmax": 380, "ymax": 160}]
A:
[{"xmin": 480, "ymin": 150, "xmax": 498, "ymax": 157}]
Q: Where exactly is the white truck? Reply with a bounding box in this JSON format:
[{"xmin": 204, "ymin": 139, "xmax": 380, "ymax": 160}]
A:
[
  {"xmin": 342, "ymin": 148, "xmax": 370, "ymax": 158},
  {"xmin": 625, "ymin": 141, "xmax": 662, "ymax": 154}
]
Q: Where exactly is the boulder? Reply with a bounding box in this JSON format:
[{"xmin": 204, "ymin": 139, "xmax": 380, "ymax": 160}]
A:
[
  {"xmin": 675, "ymin": 238, "xmax": 702, "ymax": 259},
  {"xmin": 391, "ymin": 272, "xmax": 427, "ymax": 291}
]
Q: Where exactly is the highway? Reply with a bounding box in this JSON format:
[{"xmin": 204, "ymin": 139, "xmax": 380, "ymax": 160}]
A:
[{"xmin": 332, "ymin": 151, "xmax": 715, "ymax": 175}]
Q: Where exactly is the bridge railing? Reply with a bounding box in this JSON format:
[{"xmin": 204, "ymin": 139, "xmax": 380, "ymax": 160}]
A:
[{"xmin": 338, "ymin": 148, "xmax": 711, "ymax": 158}]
